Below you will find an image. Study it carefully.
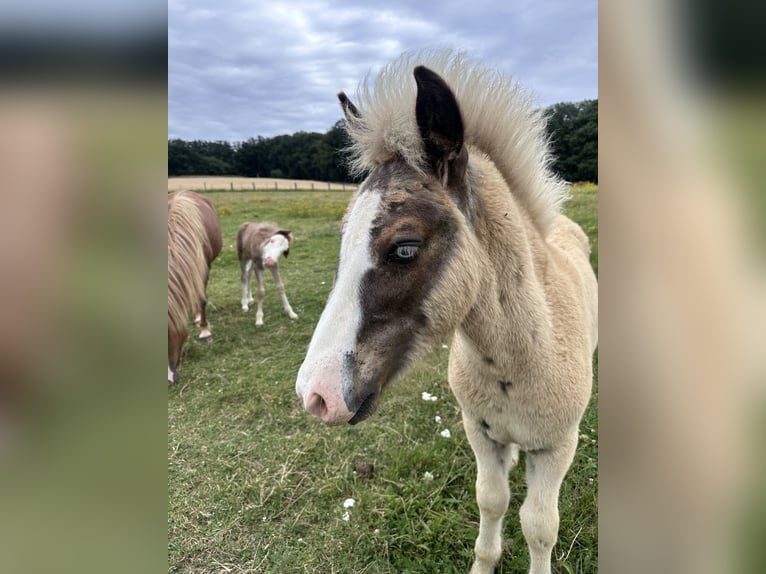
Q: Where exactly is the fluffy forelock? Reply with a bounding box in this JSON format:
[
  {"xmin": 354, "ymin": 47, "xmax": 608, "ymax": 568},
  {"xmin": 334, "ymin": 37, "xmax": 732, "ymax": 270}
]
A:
[{"xmin": 342, "ymin": 48, "xmax": 569, "ymax": 237}]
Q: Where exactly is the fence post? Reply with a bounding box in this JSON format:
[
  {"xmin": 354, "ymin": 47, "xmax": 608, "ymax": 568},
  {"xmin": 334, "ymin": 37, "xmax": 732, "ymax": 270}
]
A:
[
  {"xmin": 203, "ymin": 182, "xmax": 207, "ymax": 190},
  {"xmin": 274, "ymin": 182, "xmax": 278, "ymax": 190},
  {"xmin": 294, "ymin": 183, "xmax": 297, "ymax": 190},
  {"xmin": 252, "ymin": 183, "xmax": 255, "ymax": 190},
  {"xmin": 311, "ymin": 183, "xmax": 314, "ymax": 191},
  {"xmin": 327, "ymin": 182, "xmax": 330, "ymax": 190},
  {"xmin": 230, "ymin": 182, "xmax": 233, "ymax": 191}
]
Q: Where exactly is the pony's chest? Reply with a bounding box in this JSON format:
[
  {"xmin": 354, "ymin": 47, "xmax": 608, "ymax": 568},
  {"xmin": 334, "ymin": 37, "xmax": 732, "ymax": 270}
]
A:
[{"xmin": 448, "ymin": 348, "xmax": 543, "ymax": 447}]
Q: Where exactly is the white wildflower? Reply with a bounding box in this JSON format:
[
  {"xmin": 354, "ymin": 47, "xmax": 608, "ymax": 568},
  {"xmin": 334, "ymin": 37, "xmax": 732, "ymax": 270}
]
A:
[
  {"xmin": 421, "ymin": 392, "xmax": 438, "ymax": 401},
  {"xmin": 342, "ymin": 511, "xmax": 350, "ymax": 521},
  {"xmin": 434, "ymin": 415, "xmax": 442, "ymax": 424},
  {"xmin": 343, "ymin": 498, "xmax": 356, "ymax": 508},
  {"xmin": 423, "ymin": 471, "xmax": 434, "ymax": 480},
  {"xmin": 440, "ymin": 429, "xmax": 451, "ymax": 438}
]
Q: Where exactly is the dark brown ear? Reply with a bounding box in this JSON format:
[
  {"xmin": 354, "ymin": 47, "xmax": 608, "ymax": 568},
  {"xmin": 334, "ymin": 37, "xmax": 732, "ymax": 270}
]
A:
[
  {"xmin": 338, "ymin": 92, "xmax": 361, "ymax": 121},
  {"xmin": 414, "ymin": 66, "xmax": 465, "ymax": 181},
  {"xmin": 277, "ymin": 229, "xmax": 292, "ymax": 257}
]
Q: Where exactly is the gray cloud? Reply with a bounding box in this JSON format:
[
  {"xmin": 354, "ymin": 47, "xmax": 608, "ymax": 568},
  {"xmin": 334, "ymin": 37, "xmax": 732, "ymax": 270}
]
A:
[{"xmin": 169, "ymin": 0, "xmax": 597, "ymax": 141}]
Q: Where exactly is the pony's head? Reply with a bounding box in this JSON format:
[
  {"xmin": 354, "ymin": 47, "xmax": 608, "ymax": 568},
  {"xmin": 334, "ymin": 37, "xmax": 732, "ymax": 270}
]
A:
[
  {"xmin": 296, "ymin": 65, "xmax": 483, "ymax": 425},
  {"xmin": 262, "ymin": 230, "xmax": 292, "ymax": 268}
]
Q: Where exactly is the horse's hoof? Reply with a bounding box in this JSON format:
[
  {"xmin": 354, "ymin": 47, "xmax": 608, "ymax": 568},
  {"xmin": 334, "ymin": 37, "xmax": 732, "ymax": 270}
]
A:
[{"xmin": 198, "ymin": 335, "xmax": 213, "ymax": 343}]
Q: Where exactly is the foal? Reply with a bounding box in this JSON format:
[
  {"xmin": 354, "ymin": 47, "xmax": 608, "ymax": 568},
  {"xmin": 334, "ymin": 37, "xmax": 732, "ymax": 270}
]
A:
[
  {"xmin": 237, "ymin": 222, "xmax": 298, "ymax": 326},
  {"xmin": 296, "ymin": 51, "xmax": 597, "ymax": 574}
]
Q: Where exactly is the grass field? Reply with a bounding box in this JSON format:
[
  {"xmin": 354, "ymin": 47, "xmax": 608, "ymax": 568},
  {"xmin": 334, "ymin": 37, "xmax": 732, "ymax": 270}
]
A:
[{"xmin": 168, "ymin": 184, "xmax": 598, "ymax": 574}]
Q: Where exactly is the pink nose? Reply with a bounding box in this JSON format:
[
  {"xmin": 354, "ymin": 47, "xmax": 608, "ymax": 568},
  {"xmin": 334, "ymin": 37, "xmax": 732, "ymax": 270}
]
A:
[
  {"xmin": 305, "ymin": 392, "xmax": 328, "ymax": 419},
  {"xmin": 264, "ymin": 256, "xmax": 277, "ymax": 267}
]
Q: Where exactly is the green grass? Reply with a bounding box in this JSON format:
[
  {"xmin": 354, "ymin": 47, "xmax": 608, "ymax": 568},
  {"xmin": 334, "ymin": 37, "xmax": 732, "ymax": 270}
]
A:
[{"xmin": 168, "ymin": 187, "xmax": 598, "ymax": 573}]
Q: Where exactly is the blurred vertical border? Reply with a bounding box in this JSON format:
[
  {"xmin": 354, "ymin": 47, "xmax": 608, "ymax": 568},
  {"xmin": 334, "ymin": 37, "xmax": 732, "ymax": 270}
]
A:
[
  {"xmin": 0, "ymin": 3, "xmax": 167, "ymax": 573},
  {"xmin": 600, "ymin": 1, "xmax": 765, "ymax": 574}
]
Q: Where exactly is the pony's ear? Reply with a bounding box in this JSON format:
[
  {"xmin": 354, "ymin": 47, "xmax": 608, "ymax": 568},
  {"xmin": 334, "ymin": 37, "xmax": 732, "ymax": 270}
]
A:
[
  {"xmin": 277, "ymin": 229, "xmax": 292, "ymax": 257},
  {"xmin": 414, "ymin": 66, "xmax": 465, "ymax": 181},
  {"xmin": 338, "ymin": 92, "xmax": 361, "ymax": 122}
]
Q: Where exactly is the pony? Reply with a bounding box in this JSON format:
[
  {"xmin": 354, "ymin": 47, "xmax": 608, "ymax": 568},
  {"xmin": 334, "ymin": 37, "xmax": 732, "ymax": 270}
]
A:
[
  {"xmin": 237, "ymin": 222, "xmax": 298, "ymax": 326},
  {"xmin": 295, "ymin": 50, "xmax": 598, "ymax": 574},
  {"xmin": 167, "ymin": 191, "xmax": 222, "ymax": 384}
]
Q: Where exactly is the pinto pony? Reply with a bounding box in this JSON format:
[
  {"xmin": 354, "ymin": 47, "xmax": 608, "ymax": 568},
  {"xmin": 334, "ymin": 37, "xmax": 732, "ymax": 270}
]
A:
[
  {"xmin": 237, "ymin": 222, "xmax": 298, "ymax": 326},
  {"xmin": 167, "ymin": 191, "xmax": 222, "ymax": 384},
  {"xmin": 295, "ymin": 51, "xmax": 598, "ymax": 574}
]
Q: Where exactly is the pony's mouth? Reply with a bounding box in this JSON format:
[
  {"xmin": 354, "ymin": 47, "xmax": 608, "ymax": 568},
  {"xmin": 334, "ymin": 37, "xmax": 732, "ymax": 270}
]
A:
[{"xmin": 349, "ymin": 391, "xmax": 378, "ymax": 425}]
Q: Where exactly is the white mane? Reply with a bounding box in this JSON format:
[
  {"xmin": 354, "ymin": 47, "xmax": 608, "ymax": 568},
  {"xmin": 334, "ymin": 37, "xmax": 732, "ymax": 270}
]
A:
[{"xmin": 343, "ymin": 49, "xmax": 569, "ymax": 237}]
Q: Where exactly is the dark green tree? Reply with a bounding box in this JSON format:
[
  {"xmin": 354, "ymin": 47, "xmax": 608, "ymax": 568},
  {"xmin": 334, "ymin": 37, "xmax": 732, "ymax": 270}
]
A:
[{"xmin": 545, "ymin": 99, "xmax": 598, "ymax": 183}]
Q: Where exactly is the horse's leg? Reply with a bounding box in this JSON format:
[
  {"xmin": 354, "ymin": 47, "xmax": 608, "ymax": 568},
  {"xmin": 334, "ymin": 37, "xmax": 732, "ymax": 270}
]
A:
[
  {"xmin": 269, "ymin": 266, "xmax": 298, "ymax": 321},
  {"xmin": 520, "ymin": 432, "xmax": 578, "ymax": 574},
  {"xmin": 197, "ymin": 269, "xmax": 213, "ymax": 341},
  {"xmin": 241, "ymin": 259, "xmax": 253, "ymax": 311},
  {"xmin": 168, "ymin": 329, "xmax": 187, "ymax": 385},
  {"xmin": 464, "ymin": 416, "xmax": 520, "ymax": 574},
  {"xmin": 254, "ymin": 267, "xmax": 265, "ymax": 326},
  {"xmin": 197, "ymin": 298, "xmax": 212, "ymax": 341}
]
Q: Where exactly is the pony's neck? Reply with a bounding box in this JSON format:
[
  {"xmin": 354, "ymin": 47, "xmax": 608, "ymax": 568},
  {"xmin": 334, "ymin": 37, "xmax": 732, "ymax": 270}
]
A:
[{"xmin": 457, "ymin": 157, "xmax": 554, "ymax": 370}]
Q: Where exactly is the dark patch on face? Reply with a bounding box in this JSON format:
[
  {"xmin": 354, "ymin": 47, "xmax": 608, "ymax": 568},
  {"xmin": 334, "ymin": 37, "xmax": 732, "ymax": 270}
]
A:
[
  {"xmin": 483, "ymin": 356, "xmax": 494, "ymax": 365},
  {"xmin": 498, "ymin": 380, "xmax": 512, "ymax": 394},
  {"xmin": 480, "ymin": 418, "xmax": 490, "ymax": 431},
  {"xmin": 349, "ymin": 161, "xmax": 460, "ymax": 418}
]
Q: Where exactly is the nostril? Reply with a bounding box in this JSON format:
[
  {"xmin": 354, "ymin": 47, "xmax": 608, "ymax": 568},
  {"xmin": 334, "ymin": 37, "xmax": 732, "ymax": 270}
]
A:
[{"xmin": 306, "ymin": 392, "xmax": 327, "ymax": 418}]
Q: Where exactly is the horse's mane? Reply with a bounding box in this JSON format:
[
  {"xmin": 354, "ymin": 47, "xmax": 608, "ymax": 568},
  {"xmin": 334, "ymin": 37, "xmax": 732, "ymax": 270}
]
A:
[
  {"xmin": 342, "ymin": 49, "xmax": 569, "ymax": 237},
  {"xmin": 168, "ymin": 192, "xmax": 209, "ymax": 336}
]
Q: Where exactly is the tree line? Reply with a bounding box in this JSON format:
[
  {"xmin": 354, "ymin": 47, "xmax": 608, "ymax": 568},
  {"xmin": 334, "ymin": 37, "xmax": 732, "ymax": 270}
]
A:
[{"xmin": 168, "ymin": 99, "xmax": 597, "ymax": 184}]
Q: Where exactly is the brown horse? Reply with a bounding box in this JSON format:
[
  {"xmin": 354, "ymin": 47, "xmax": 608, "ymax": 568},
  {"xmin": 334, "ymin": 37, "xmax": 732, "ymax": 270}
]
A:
[
  {"xmin": 296, "ymin": 50, "xmax": 597, "ymax": 574},
  {"xmin": 167, "ymin": 191, "xmax": 222, "ymax": 384}
]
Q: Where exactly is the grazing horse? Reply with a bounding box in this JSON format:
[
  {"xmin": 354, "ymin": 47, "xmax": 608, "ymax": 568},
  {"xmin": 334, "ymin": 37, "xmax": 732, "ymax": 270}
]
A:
[
  {"xmin": 237, "ymin": 222, "xmax": 298, "ymax": 326},
  {"xmin": 167, "ymin": 191, "xmax": 222, "ymax": 384},
  {"xmin": 295, "ymin": 50, "xmax": 598, "ymax": 574}
]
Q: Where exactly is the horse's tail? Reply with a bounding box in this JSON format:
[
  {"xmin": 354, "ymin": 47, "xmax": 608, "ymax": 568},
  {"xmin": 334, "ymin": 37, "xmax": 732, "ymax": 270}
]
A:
[{"xmin": 168, "ymin": 192, "xmax": 210, "ymax": 338}]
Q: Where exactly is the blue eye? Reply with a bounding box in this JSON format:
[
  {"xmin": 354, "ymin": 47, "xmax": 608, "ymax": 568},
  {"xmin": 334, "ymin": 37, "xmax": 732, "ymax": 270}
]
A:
[{"xmin": 388, "ymin": 240, "xmax": 421, "ymax": 264}]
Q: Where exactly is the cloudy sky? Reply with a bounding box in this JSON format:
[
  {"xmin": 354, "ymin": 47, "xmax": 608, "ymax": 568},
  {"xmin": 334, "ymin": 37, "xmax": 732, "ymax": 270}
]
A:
[{"xmin": 169, "ymin": 0, "xmax": 597, "ymax": 142}]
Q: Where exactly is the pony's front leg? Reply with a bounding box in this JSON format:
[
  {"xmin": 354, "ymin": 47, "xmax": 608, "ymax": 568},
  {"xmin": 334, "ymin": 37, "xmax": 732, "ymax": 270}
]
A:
[
  {"xmin": 269, "ymin": 267, "xmax": 298, "ymax": 321},
  {"xmin": 520, "ymin": 432, "xmax": 578, "ymax": 574},
  {"xmin": 241, "ymin": 260, "xmax": 253, "ymax": 311},
  {"xmin": 254, "ymin": 267, "xmax": 266, "ymax": 326},
  {"xmin": 196, "ymin": 298, "xmax": 212, "ymax": 341},
  {"xmin": 464, "ymin": 416, "xmax": 520, "ymax": 574}
]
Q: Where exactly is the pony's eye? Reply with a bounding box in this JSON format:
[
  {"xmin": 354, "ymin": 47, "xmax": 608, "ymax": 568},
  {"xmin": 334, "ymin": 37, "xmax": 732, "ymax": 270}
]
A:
[{"xmin": 388, "ymin": 241, "xmax": 421, "ymax": 264}]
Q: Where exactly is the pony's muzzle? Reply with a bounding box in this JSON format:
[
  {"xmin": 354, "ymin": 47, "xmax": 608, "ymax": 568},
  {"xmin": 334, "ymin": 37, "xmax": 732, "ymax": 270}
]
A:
[
  {"xmin": 297, "ymin": 361, "xmax": 356, "ymax": 426},
  {"xmin": 264, "ymin": 256, "xmax": 277, "ymax": 267},
  {"xmin": 302, "ymin": 389, "xmax": 354, "ymax": 426}
]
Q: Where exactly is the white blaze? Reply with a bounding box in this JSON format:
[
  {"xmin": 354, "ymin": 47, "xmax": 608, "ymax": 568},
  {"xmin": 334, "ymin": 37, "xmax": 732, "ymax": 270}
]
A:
[
  {"xmin": 262, "ymin": 234, "xmax": 289, "ymax": 266},
  {"xmin": 296, "ymin": 189, "xmax": 381, "ymax": 421}
]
